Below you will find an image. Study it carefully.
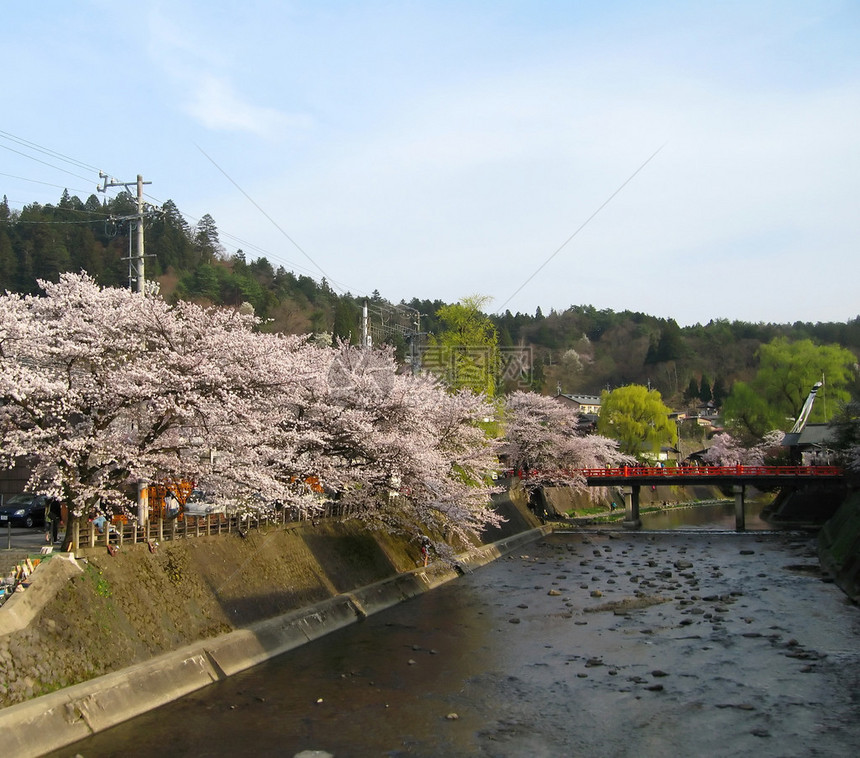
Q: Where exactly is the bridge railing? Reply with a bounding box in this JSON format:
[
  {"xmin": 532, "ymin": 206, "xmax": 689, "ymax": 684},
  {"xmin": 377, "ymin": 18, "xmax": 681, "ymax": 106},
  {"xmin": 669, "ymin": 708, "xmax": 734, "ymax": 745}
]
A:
[
  {"xmin": 577, "ymin": 465, "xmax": 843, "ymax": 479},
  {"xmin": 504, "ymin": 465, "xmax": 843, "ymax": 480}
]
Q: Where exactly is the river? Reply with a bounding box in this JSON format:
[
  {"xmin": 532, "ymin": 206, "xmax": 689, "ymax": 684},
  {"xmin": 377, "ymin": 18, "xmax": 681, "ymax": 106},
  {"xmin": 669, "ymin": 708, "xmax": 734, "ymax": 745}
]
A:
[{"xmin": 46, "ymin": 503, "xmax": 860, "ymax": 758}]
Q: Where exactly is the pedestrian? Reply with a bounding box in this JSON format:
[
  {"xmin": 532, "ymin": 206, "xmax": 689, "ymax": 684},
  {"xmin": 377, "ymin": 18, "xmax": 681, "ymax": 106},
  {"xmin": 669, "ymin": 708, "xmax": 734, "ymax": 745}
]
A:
[
  {"xmin": 420, "ymin": 535, "xmax": 431, "ymax": 567},
  {"xmin": 610, "ymin": 501, "xmax": 617, "ymax": 511},
  {"xmin": 46, "ymin": 498, "xmax": 62, "ymax": 543},
  {"xmin": 164, "ymin": 490, "xmax": 180, "ymax": 519}
]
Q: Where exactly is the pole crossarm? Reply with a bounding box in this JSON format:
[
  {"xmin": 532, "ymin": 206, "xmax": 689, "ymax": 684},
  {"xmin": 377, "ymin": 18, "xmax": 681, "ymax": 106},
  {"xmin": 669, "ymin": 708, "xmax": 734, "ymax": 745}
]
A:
[{"xmin": 98, "ymin": 173, "xmax": 153, "ymax": 294}]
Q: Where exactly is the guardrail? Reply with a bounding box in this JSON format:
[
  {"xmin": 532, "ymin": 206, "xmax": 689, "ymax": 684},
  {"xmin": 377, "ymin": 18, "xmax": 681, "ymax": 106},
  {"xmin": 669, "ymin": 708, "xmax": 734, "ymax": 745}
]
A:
[
  {"xmin": 505, "ymin": 465, "xmax": 844, "ymax": 480},
  {"xmin": 580, "ymin": 465, "xmax": 843, "ymax": 478}
]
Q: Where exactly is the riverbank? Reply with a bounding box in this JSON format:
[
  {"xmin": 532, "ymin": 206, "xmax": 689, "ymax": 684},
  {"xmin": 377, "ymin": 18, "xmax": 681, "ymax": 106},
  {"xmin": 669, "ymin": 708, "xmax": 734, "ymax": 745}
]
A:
[
  {"xmin": 544, "ymin": 482, "xmax": 730, "ymax": 523},
  {"xmin": 3, "ymin": 482, "xmax": 857, "ymax": 757},
  {"xmin": 0, "ymin": 486, "xmax": 545, "ymax": 758},
  {"xmin": 42, "ymin": 528, "xmax": 860, "ymax": 758}
]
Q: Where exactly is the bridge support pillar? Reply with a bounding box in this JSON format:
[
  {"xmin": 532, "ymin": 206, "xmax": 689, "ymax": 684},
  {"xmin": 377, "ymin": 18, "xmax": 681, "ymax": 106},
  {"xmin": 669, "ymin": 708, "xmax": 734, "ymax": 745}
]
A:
[
  {"xmin": 622, "ymin": 485, "xmax": 641, "ymax": 529},
  {"xmin": 734, "ymin": 484, "xmax": 745, "ymax": 531}
]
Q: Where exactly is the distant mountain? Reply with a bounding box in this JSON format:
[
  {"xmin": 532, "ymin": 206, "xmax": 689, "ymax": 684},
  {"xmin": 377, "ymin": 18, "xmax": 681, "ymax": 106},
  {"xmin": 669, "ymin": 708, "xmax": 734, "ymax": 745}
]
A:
[{"xmin": 3, "ymin": 191, "xmax": 859, "ymax": 404}]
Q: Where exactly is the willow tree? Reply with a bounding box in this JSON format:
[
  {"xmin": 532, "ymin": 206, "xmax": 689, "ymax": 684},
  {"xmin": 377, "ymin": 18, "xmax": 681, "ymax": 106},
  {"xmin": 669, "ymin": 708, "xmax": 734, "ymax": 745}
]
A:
[
  {"xmin": 427, "ymin": 294, "xmax": 499, "ymax": 396},
  {"xmin": 597, "ymin": 384, "xmax": 676, "ymax": 459},
  {"xmin": 724, "ymin": 337, "xmax": 857, "ymax": 438}
]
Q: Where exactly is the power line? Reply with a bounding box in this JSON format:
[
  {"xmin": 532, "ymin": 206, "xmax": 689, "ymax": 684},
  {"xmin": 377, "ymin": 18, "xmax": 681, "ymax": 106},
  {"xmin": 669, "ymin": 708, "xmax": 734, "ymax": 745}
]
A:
[
  {"xmin": 0, "ymin": 172, "xmax": 94, "ymax": 198},
  {"xmin": 496, "ymin": 144, "xmax": 666, "ymax": 314},
  {"xmin": 194, "ymin": 143, "xmax": 342, "ymax": 294},
  {"xmin": 0, "ymin": 129, "xmax": 101, "ymax": 173},
  {"xmin": 0, "ymin": 142, "xmax": 97, "ymax": 187},
  {"xmin": 12, "ymin": 219, "xmax": 105, "ymax": 225}
]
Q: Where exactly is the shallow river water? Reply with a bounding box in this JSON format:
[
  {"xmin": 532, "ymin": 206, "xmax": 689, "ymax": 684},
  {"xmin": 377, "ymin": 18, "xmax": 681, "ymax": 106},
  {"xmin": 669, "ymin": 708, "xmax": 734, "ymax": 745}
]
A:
[{"xmin": 48, "ymin": 505, "xmax": 860, "ymax": 758}]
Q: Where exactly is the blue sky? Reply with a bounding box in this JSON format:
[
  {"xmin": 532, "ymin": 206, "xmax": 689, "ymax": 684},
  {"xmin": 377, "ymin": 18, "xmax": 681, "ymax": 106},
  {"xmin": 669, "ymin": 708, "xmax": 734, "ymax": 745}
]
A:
[{"xmin": 2, "ymin": 1, "xmax": 859, "ymax": 326}]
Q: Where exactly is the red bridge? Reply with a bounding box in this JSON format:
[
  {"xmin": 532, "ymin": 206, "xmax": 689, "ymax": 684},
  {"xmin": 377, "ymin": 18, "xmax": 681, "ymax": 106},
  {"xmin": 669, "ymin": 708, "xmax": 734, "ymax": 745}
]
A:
[
  {"xmin": 513, "ymin": 465, "xmax": 845, "ymax": 530},
  {"xmin": 578, "ymin": 465, "xmax": 843, "ymax": 487}
]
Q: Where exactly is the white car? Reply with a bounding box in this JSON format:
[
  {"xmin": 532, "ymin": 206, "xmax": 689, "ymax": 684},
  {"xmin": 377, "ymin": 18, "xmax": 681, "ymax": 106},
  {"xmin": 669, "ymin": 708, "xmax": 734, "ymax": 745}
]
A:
[{"xmin": 183, "ymin": 490, "xmax": 226, "ymax": 517}]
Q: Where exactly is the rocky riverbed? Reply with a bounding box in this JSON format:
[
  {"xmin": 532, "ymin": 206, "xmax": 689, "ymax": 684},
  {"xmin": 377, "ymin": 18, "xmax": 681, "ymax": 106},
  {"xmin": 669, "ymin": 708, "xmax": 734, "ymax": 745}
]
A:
[
  {"xmin": 44, "ymin": 528, "xmax": 860, "ymax": 758},
  {"xmin": 460, "ymin": 529, "xmax": 860, "ymax": 756}
]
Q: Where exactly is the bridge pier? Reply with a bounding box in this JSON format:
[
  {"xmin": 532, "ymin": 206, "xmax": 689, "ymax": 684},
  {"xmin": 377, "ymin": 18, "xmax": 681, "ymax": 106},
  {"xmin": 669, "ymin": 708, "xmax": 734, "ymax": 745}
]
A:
[
  {"xmin": 622, "ymin": 485, "xmax": 641, "ymax": 529},
  {"xmin": 734, "ymin": 484, "xmax": 745, "ymax": 531}
]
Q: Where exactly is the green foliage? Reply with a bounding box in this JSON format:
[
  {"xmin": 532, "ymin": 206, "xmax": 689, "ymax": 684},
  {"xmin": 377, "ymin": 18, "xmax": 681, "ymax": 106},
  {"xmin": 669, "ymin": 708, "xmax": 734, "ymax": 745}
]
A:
[
  {"xmin": 684, "ymin": 377, "xmax": 700, "ymax": 401},
  {"xmin": 829, "ymin": 400, "xmax": 860, "ymax": 458},
  {"xmin": 86, "ymin": 566, "xmax": 112, "ymax": 598},
  {"xmin": 332, "ymin": 299, "xmax": 360, "ymax": 343},
  {"xmin": 597, "ymin": 384, "xmax": 677, "ymax": 458},
  {"xmin": 645, "ymin": 319, "xmax": 686, "ymax": 364},
  {"xmin": 429, "ymin": 295, "xmax": 500, "ymax": 396},
  {"xmin": 4, "ymin": 190, "xmax": 860, "ymax": 401},
  {"xmin": 723, "ymin": 337, "xmax": 857, "ymax": 436},
  {"xmin": 698, "ymin": 374, "xmax": 712, "ymax": 402},
  {"xmin": 721, "ymin": 381, "xmax": 778, "ymax": 440}
]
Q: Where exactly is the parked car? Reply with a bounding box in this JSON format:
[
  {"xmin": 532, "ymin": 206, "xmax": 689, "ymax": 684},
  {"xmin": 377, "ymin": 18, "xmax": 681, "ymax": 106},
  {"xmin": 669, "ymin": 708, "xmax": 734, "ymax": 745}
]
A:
[
  {"xmin": 0, "ymin": 493, "xmax": 48, "ymax": 528},
  {"xmin": 183, "ymin": 489, "xmax": 226, "ymax": 517}
]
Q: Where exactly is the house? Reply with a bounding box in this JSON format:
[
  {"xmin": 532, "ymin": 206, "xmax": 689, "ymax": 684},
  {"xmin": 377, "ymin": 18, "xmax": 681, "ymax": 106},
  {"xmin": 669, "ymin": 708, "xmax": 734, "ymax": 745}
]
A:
[
  {"xmin": 781, "ymin": 423, "xmax": 837, "ymax": 465},
  {"xmin": 555, "ymin": 392, "xmax": 602, "ymax": 416},
  {"xmin": 555, "ymin": 392, "xmax": 601, "ymax": 432}
]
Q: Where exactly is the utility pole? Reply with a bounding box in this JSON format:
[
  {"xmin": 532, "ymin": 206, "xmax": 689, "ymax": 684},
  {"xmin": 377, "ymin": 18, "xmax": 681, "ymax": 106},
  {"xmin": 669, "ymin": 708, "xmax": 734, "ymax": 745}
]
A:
[
  {"xmin": 98, "ymin": 173, "xmax": 154, "ymax": 525},
  {"xmin": 98, "ymin": 173, "xmax": 152, "ymax": 293},
  {"xmin": 362, "ymin": 301, "xmax": 371, "ymax": 348}
]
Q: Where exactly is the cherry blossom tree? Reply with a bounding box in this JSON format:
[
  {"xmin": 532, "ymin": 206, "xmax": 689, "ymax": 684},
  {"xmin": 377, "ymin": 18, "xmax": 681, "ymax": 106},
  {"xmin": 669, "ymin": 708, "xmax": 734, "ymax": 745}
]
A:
[
  {"xmin": 228, "ymin": 342, "xmax": 503, "ymax": 542},
  {"xmin": 0, "ymin": 274, "xmax": 308, "ymax": 544},
  {"xmin": 703, "ymin": 430, "xmax": 785, "ymax": 466},
  {"xmin": 501, "ymin": 391, "xmax": 630, "ymax": 497},
  {"xmin": 0, "ymin": 274, "xmax": 504, "ymax": 548}
]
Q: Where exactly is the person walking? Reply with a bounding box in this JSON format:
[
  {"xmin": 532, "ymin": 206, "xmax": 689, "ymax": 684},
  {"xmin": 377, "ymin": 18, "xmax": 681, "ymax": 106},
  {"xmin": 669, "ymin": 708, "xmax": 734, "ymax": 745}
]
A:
[{"xmin": 46, "ymin": 498, "xmax": 62, "ymax": 542}]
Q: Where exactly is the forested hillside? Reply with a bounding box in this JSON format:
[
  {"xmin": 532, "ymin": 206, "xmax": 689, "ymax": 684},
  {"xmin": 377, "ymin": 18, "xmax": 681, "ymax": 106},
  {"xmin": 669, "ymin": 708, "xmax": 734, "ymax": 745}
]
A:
[{"xmin": 3, "ymin": 190, "xmax": 859, "ymax": 407}]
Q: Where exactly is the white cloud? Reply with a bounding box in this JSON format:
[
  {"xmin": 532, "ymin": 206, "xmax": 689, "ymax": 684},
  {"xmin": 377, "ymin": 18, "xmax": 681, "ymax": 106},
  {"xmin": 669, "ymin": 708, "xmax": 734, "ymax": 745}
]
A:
[
  {"xmin": 5, "ymin": 1, "xmax": 859, "ymax": 326},
  {"xmin": 183, "ymin": 75, "xmax": 312, "ymax": 138}
]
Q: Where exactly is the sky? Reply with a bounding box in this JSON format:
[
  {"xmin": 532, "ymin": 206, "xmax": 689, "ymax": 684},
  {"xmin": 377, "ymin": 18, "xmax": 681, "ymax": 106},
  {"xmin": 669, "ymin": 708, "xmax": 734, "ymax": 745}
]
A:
[{"xmin": 2, "ymin": 0, "xmax": 859, "ymax": 326}]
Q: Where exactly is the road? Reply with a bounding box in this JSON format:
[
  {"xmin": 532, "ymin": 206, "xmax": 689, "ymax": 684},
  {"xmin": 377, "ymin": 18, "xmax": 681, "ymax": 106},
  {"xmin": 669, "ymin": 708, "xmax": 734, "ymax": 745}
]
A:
[{"xmin": 0, "ymin": 524, "xmax": 57, "ymax": 575}]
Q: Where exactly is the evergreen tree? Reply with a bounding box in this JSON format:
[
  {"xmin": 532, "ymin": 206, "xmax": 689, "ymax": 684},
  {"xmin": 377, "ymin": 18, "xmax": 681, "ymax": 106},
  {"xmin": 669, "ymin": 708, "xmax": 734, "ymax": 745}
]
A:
[
  {"xmin": 699, "ymin": 374, "xmax": 712, "ymax": 402},
  {"xmin": 684, "ymin": 377, "xmax": 699, "ymax": 402},
  {"xmin": 712, "ymin": 376, "xmax": 727, "ymax": 406},
  {"xmin": 194, "ymin": 213, "xmax": 223, "ymax": 264},
  {"xmin": 332, "ymin": 298, "xmax": 359, "ymax": 343}
]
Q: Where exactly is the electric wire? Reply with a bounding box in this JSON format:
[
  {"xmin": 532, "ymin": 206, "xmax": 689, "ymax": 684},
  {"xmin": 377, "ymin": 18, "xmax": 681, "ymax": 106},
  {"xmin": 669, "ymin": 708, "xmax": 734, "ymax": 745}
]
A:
[
  {"xmin": 0, "ymin": 141, "xmax": 97, "ymax": 187},
  {"xmin": 496, "ymin": 144, "xmax": 666, "ymax": 314},
  {"xmin": 0, "ymin": 172, "xmax": 95, "ymax": 198},
  {"xmin": 0, "ymin": 129, "xmax": 101, "ymax": 173},
  {"xmin": 2, "ymin": 130, "xmax": 375, "ymax": 301},
  {"xmin": 194, "ymin": 143, "xmax": 343, "ymax": 294}
]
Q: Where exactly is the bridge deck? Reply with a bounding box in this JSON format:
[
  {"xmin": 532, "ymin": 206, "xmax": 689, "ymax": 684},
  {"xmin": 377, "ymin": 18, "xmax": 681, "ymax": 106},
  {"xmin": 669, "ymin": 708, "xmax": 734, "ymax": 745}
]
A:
[
  {"xmin": 510, "ymin": 465, "xmax": 844, "ymax": 487},
  {"xmin": 581, "ymin": 465, "xmax": 843, "ymax": 487}
]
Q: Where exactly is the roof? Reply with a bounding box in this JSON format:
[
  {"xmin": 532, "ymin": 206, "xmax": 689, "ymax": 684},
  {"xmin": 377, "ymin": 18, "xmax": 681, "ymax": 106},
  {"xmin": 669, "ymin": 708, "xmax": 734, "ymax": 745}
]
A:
[
  {"xmin": 557, "ymin": 393, "xmax": 602, "ymax": 405},
  {"xmin": 781, "ymin": 423, "xmax": 835, "ymax": 449}
]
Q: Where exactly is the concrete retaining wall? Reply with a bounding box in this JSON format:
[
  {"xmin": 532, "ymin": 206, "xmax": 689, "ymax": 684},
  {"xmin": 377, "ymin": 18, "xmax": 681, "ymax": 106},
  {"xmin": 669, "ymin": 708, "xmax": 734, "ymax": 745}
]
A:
[
  {"xmin": 0, "ymin": 526, "xmax": 550, "ymax": 758},
  {"xmin": 0, "ymin": 554, "xmax": 83, "ymax": 636},
  {"xmin": 818, "ymin": 491, "xmax": 860, "ymax": 604}
]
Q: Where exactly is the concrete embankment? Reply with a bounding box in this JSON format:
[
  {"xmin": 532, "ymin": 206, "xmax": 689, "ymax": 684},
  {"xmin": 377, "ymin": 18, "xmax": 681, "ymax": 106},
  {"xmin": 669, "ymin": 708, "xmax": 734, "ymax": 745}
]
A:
[
  {"xmin": 0, "ymin": 487, "xmax": 545, "ymax": 758},
  {"xmin": 818, "ymin": 489, "xmax": 860, "ymax": 603}
]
